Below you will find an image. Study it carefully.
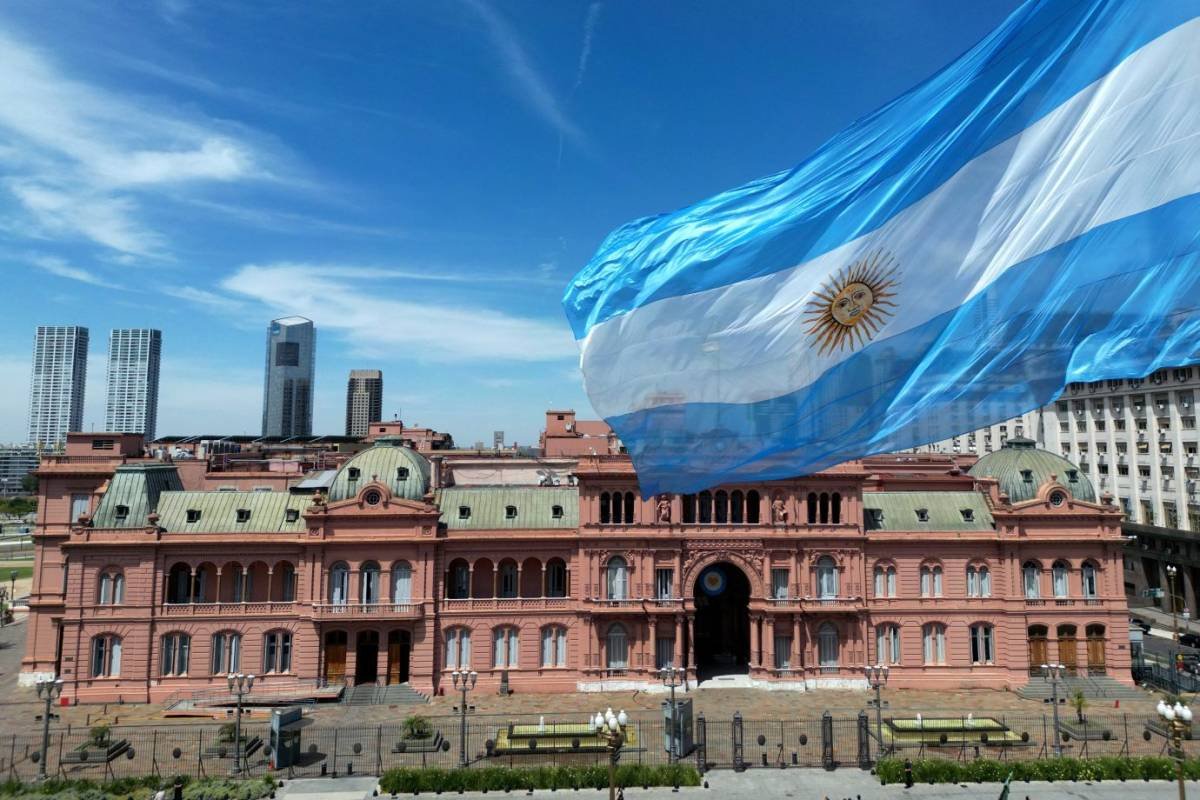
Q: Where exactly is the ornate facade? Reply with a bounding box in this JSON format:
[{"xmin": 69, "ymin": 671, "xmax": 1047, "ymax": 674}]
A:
[{"xmin": 20, "ymin": 425, "xmax": 1132, "ymax": 703}]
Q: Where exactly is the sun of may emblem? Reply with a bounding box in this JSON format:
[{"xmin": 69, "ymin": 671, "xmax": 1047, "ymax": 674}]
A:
[{"xmin": 804, "ymin": 249, "xmax": 900, "ymax": 355}]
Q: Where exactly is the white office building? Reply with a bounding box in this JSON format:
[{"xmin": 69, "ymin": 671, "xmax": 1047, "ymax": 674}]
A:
[
  {"xmin": 104, "ymin": 329, "xmax": 162, "ymax": 441},
  {"xmin": 27, "ymin": 326, "xmax": 88, "ymax": 449},
  {"xmin": 914, "ymin": 366, "xmax": 1200, "ymax": 530}
]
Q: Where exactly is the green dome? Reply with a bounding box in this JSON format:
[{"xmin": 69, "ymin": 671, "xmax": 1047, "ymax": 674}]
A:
[
  {"xmin": 328, "ymin": 436, "xmax": 430, "ymax": 502},
  {"xmin": 968, "ymin": 437, "xmax": 1096, "ymax": 504}
]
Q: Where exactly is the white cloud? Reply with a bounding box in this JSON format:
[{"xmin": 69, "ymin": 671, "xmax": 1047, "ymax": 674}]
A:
[
  {"xmin": 27, "ymin": 254, "xmax": 123, "ymax": 289},
  {"xmin": 462, "ymin": 0, "xmax": 585, "ymax": 146},
  {"xmin": 218, "ymin": 262, "xmax": 577, "ymax": 362},
  {"xmin": 0, "ymin": 25, "xmax": 269, "ymax": 256},
  {"xmin": 572, "ymin": 3, "xmax": 602, "ymax": 94}
]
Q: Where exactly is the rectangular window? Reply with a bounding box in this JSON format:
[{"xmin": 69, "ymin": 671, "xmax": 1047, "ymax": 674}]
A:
[
  {"xmin": 70, "ymin": 493, "xmax": 89, "ymax": 521},
  {"xmin": 541, "ymin": 627, "xmax": 567, "ymax": 668},
  {"xmin": 774, "ymin": 636, "xmax": 792, "ymax": 670},
  {"xmin": 655, "ymin": 568, "xmax": 674, "ymax": 600},
  {"xmin": 263, "ymin": 634, "xmax": 278, "ymax": 673},
  {"xmin": 970, "ymin": 625, "xmax": 994, "ymax": 664},
  {"xmin": 656, "ymin": 636, "xmax": 676, "ymax": 670},
  {"xmin": 274, "ymin": 341, "xmax": 300, "ymax": 366},
  {"xmin": 771, "ymin": 568, "xmax": 790, "ymax": 600},
  {"xmin": 923, "ymin": 626, "xmax": 945, "ymax": 665}
]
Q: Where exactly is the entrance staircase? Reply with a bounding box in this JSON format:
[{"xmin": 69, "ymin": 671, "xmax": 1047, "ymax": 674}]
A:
[
  {"xmin": 342, "ymin": 683, "xmax": 428, "ymax": 706},
  {"xmin": 1017, "ymin": 674, "xmax": 1146, "ymax": 701}
]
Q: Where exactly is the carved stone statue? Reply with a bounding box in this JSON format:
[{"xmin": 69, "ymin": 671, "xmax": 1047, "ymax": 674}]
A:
[
  {"xmin": 656, "ymin": 495, "xmax": 672, "ymax": 524},
  {"xmin": 771, "ymin": 495, "xmax": 788, "ymax": 525}
]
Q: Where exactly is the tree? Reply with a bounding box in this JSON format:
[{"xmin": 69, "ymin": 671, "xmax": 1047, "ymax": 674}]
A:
[
  {"xmin": 1070, "ymin": 689, "xmax": 1087, "ymax": 724},
  {"xmin": 19, "ymin": 473, "xmax": 37, "ymax": 495}
]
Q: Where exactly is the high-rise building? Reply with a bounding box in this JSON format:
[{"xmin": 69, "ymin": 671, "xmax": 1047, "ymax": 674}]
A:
[
  {"xmin": 105, "ymin": 329, "xmax": 162, "ymax": 441},
  {"xmin": 0, "ymin": 445, "xmax": 38, "ymax": 496},
  {"xmin": 27, "ymin": 326, "xmax": 88, "ymax": 448},
  {"xmin": 262, "ymin": 317, "xmax": 315, "ymax": 437},
  {"xmin": 345, "ymin": 369, "xmax": 383, "ymax": 437}
]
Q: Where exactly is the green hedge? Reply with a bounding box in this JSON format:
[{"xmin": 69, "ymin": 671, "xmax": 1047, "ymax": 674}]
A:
[
  {"xmin": 0, "ymin": 775, "xmax": 275, "ymax": 799},
  {"xmin": 877, "ymin": 756, "xmax": 1200, "ymax": 785},
  {"xmin": 379, "ymin": 764, "xmax": 701, "ymax": 794}
]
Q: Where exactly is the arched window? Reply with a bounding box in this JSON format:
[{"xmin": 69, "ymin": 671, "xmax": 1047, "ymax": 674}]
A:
[
  {"xmin": 817, "ymin": 623, "xmax": 839, "ymax": 670},
  {"xmin": 681, "ymin": 494, "xmax": 696, "ymax": 524},
  {"xmin": 623, "ymin": 492, "xmax": 635, "ymax": 524},
  {"xmin": 831, "ymin": 492, "xmax": 842, "ymax": 524},
  {"xmin": 1022, "ymin": 561, "xmax": 1041, "ymax": 599},
  {"xmin": 499, "ymin": 561, "xmax": 518, "ymax": 598},
  {"xmin": 922, "ymin": 623, "xmax": 946, "ymax": 664},
  {"xmin": 876, "ymin": 623, "xmax": 900, "ymax": 665},
  {"xmin": 232, "ymin": 565, "xmax": 252, "ymax": 603},
  {"xmin": 611, "ymin": 492, "xmax": 622, "ymax": 524},
  {"xmin": 91, "ymin": 634, "xmax": 121, "ymax": 677},
  {"xmin": 392, "ymin": 561, "xmax": 413, "ymax": 603},
  {"xmin": 819, "ymin": 493, "xmax": 830, "ymax": 524},
  {"xmin": 211, "ymin": 632, "xmax": 241, "ymax": 674},
  {"xmin": 160, "ymin": 633, "xmax": 189, "ymax": 676},
  {"xmin": 97, "ymin": 569, "xmax": 124, "ymax": 605},
  {"xmin": 970, "ymin": 624, "xmax": 994, "ymax": 664},
  {"xmin": 816, "ymin": 556, "xmax": 838, "ymax": 599},
  {"xmin": 730, "ymin": 490, "xmax": 744, "ymax": 524},
  {"xmin": 262, "ymin": 630, "xmax": 293, "ymax": 673},
  {"xmin": 698, "ymin": 491, "xmax": 713, "ymax": 524},
  {"xmin": 919, "ymin": 564, "xmax": 943, "ymax": 597},
  {"xmin": 445, "ymin": 627, "xmax": 471, "ymax": 669},
  {"xmin": 360, "ymin": 561, "xmax": 381, "ymax": 605},
  {"xmin": 546, "ymin": 559, "xmax": 567, "ymax": 598},
  {"xmin": 967, "ymin": 565, "xmax": 991, "ymax": 598},
  {"xmin": 329, "ymin": 562, "xmax": 350, "ymax": 605},
  {"xmin": 715, "ymin": 491, "xmax": 729, "ymax": 524},
  {"xmin": 806, "ymin": 493, "xmax": 818, "ymax": 524},
  {"xmin": 606, "ymin": 556, "xmax": 629, "ymax": 600},
  {"xmin": 278, "ymin": 562, "xmax": 296, "ymax": 602},
  {"xmin": 606, "ymin": 623, "xmax": 628, "ymax": 671},
  {"xmin": 600, "ymin": 492, "xmax": 612, "ymax": 524},
  {"xmin": 874, "ymin": 564, "xmax": 897, "ymax": 598},
  {"xmin": 746, "ymin": 490, "xmax": 760, "ymax": 524},
  {"xmin": 448, "ymin": 559, "xmax": 470, "ymax": 599},
  {"xmin": 166, "ymin": 563, "xmax": 191, "ymax": 603},
  {"xmin": 541, "ymin": 626, "xmax": 568, "ymax": 667},
  {"xmin": 493, "ymin": 626, "xmax": 519, "ymax": 669},
  {"xmin": 1052, "ymin": 560, "xmax": 1069, "ymax": 598},
  {"xmin": 1081, "ymin": 562, "xmax": 1098, "ymax": 598}
]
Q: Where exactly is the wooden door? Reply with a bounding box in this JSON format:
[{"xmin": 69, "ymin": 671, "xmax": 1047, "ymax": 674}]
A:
[
  {"xmin": 1028, "ymin": 630, "xmax": 1048, "ymax": 676},
  {"xmin": 387, "ymin": 630, "xmax": 411, "ymax": 684},
  {"xmin": 324, "ymin": 631, "xmax": 347, "ymax": 684},
  {"xmin": 1057, "ymin": 627, "xmax": 1078, "ymax": 674},
  {"xmin": 1086, "ymin": 625, "xmax": 1106, "ymax": 675}
]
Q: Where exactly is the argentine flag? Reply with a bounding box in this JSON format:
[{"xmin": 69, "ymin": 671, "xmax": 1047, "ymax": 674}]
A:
[{"xmin": 563, "ymin": 0, "xmax": 1200, "ymax": 496}]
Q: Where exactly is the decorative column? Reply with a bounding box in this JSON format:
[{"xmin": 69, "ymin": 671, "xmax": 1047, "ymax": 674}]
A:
[
  {"xmin": 492, "ymin": 566, "xmax": 498, "ymax": 598},
  {"xmin": 793, "ymin": 616, "xmax": 803, "ymax": 671},
  {"xmin": 673, "ymin": 615, "xmax": 683, "ymax": 668},
  {"xmin": 242, "ymin": 566, "xmax": 250, "ymax": 605},
  {"xmin": 649, "ymin": 617, "xmax": 659, "ymax": 672},
  {"xmin": 688, "ymin": 615, "xmax": 696, "ymax": 674},
  {"xmin": 540, "ymin": 566, "xmax": 547, "ymax": 598},
  {"xmin": 266, "ymin": 568, "xmax": 274, "ymax": 604},
  {"xmin": 750, "ymin": 615, "xmax": 761, "ymax": 670},
  {"xmin": 188, "ymin": 566, "xmax": 196, "ymax": 603},
  {"xmin": 765, "ymin": 616, "xmax": 776, "ymax": 672},
  {"xmin": 215, "ymin": 568, "xmax": 223, "ymax": 605}
]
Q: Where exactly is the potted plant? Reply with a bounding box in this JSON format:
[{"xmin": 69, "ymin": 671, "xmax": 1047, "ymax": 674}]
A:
[
  {"xmin": 403, "ymin": 715, "xmax": 432, "ymax": 740},
  {"xmin": 1070, "ymin": 690, "xmax": 1087, "ymax": 724}
]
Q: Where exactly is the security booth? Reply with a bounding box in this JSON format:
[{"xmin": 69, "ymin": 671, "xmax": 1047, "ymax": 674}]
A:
[
  {"xmin": 269, "ymin": 706, "xmax": 307, "ymax": 770},
  {"xmin": 663, "ymin": 698, "xmax": 694, "ymax": 758}
]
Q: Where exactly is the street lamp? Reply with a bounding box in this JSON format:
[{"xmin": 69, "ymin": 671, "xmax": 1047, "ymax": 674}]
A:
[
  {"xmin": 1157, "ymin": 699, "xmax": 1193, "ymax": 800},
  {"xmin": 1167, "ymin": 565, "xmax": 1181, "ymax": 643},
  {"xmin": 594, "ymin": 708, "xmax": 629, "ymax": 800},
  {"xmin": 226, "ymin": 673, "xmax": 255, "ymax": 774},
  {"xmin": 659, "ymin": 665, "xmax": 684, "ymax": 764},
  {"xmin": 1041, "ymin": 663, "xmax": 1065, "ymax": 757},
  {"xmin": 863, "ymin": 664, "xmax": 890, "ymax": 756},
  {"xmin": 34, "ymin": 677, "xmax": 63, "ymax": 780},
  {"xmin": 451, "ymin": 669, "xmax": 477, "ymax": 767}
]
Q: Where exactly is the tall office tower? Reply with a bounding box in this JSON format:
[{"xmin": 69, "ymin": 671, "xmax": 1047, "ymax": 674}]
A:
[
  {"xmin": 262, "ymin": 317, "xmax": 315, "ymax": 437},
  {"xmin": 104, "ymin": 329, "xmax": 162, "ymax": 440},
  {"xmin": 27, "ymin": 326, "xmax": 89, "ymax": 448},
  {"xmin": 345, "ymin": 369, "xmax": 383, "ymax": 437}
]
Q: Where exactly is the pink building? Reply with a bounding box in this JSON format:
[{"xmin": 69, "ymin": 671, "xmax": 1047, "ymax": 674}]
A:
[{"xmin": 20, "ymin": 427, "xmax": 1131, "ymax": 703}]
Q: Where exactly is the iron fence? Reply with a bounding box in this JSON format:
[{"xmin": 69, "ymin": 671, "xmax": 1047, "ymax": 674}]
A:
[{"xmin": 1, "ymin": 710, "xmax": 1196, "ymax": 783}]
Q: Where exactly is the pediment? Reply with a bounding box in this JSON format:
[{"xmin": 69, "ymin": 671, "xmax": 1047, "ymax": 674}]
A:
[{"xmin": 309, "ymin": 482, "xmax": 439, "ymax": 518}]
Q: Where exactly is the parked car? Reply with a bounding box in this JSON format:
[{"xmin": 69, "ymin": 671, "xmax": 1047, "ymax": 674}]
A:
[
  {"xmin": 1130, "ymin": 616, "xmax": 1152, "ymax": 634},
  {"xmin": 1179, "ymin": 631, "xmax": 1200, "ymax": 648}
]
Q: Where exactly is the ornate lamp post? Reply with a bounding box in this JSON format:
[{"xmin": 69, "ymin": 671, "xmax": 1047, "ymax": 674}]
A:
[
  {"xmin": 34, "ymin": 677, "xmax": 63, "ymax": 780},
  {"xmin": 1157, "ymin": 699, "xmax": 1193, "ymax": 800},
  {"xmin": 594, "ymin": 708, "xmax": 628, "ymax": 800},
  {"xmin": 1041, "ymin": 663, "xmax": 1064, "ymax": 757},
  {"xmin": 659, "ymin": 665, "xmax": 684, "ymax": 764},
  {"xmin": 1167, "ymin": 564, "xmax": 1182, "ymax": 643},
  {"xmin": 863, "ymin": 664, "xmax": 890, "ymax": 755},
  {"xmin": 226, "ymin": 673, "xmax": 255, "ymax": 774},
  {"xmin": 451, "ymin": 669, "xmax": 477, "ymax": 767}
]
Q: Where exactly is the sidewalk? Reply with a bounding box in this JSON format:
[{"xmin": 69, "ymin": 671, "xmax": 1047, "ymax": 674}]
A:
[{"xmin": 277, "ymin": 769, "xmax": 1197, "ymax": 800}]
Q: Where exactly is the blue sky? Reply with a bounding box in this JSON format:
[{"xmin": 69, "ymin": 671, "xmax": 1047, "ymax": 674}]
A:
[{"xmin": 0, "ymin": 0, "xmax": 1021, "ymax": 445}]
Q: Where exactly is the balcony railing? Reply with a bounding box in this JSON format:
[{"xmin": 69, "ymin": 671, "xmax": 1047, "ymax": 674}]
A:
[
  {"xmin": 799, "ymin": 596, "xmax": 862, "ymax": 611},
  {"xmin": 161, "ymin": 601, "xmax": 295, "ymax": 616},
  {"xmin": 312, "ymin": 602, "xmax": 423, "ymax": 619},
  {"xmin": 441, "ymin": 597, "xmax": 570, "ymax": 611}
]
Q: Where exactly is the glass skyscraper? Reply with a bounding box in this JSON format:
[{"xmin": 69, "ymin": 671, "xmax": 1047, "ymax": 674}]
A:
[
  {"xmin": 27, "ymin": 326, "xmax": 89, "ymax": 448},
  {"xmin": 262, "ymin": 317, "xmax": 315, "ymax": 437},
  {"xmin": 105, "ymin": 329, "xmax": 162, "ymax": 440}
]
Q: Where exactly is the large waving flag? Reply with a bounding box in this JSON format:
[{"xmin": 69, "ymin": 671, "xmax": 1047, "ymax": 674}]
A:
[{"xmin": 563, "ymin": 0, "xmax": 1200, "ymax": 496}]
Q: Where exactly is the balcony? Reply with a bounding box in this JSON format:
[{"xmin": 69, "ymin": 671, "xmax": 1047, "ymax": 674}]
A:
[
  {"xmin": 441, "ymin": 597, "xmax": 571, "ymax": 612},
  {"xmin": 311, "ymin": 602, "xmax": 424, "ymax": 620},
  {"xmin": 799, "ymin": 596, "xmax": 863, "ymax": 612},
  {"xmin": 161, "ymin": 601, "xmax": 295, "ymax": 617}
]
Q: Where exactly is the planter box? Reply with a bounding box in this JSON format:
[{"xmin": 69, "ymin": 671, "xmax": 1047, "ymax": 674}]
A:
[
  {"xmin": 202, "ymin": 735, "xmax": 263, "ymax": 760},
  {"xmin": 391, "ymin": 731, "xmax": 445, "ymax": 754},
  {"xmin": 1057, "ymin": 720, "xmax": 1113, "ymax": 741},
  {"xmin": 61, "ymin": 739, "xmax": 130, "ymax": 764}
]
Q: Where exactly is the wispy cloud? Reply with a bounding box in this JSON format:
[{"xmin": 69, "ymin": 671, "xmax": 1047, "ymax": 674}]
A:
[
  {"xmin": 27, "ymin": 254, "xmax": 124, "ymax": 289},
  {"xmin": 572, "ymin": 3, "xmax": 603, "ymax": 94},
  {"xmin": 462, "ymin": 0, "xmax": 585, "ymax": 146},
  {"xmin": 216, "ymin": 262, "xmax": 576, "ymax": 361},
  {"xmin": 0, "ymin": 24, "xmax": 274, "ymax": 257}
]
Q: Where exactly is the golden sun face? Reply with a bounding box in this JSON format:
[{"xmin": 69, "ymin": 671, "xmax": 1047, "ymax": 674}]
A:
[{"xmin": 804, "ymin": 250, "xmax": 899, "ymax": 356}]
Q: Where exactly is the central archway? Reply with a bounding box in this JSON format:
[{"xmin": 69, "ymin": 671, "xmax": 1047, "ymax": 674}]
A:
[{"xmin": 692, "ymin": 562, "xmax": 750, "ymax": 679}]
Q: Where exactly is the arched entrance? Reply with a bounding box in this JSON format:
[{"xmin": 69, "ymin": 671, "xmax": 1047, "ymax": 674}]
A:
[
  {"xmin": 692, "ymin": 562, "xmax": 750, "ymax": 679},
  {"xmin": 387, "ymin": 629, "xmax": 411, "ymax": 684},
  {"xmin": 355, "ymin": 630, "xmax": 380, "ymax": 685}
]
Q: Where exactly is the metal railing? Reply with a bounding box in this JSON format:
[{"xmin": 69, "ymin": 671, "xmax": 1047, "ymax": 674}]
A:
[{"xmin": 311, "ymin": 602, "xmax": 423, "ymax": 618}]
